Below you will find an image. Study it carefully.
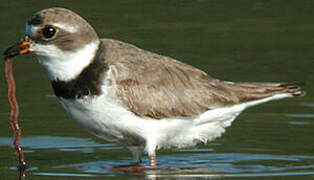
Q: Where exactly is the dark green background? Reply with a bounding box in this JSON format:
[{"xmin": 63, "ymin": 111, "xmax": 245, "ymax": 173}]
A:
[{"xmin": 0, "ymin": 0, "xmax": 313, "ymax": 179}]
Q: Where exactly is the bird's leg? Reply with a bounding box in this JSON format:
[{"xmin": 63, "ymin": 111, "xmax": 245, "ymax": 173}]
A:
[
  {"xmin": 112, "ymin": 146, "xmax": 143, "ymax": 169},
  {"xmin": 128, "ymin": 146, "xmax": 143, "ymax": 165},
  {"xmin": 149, "ymin": 151, "xmax": 157, "ymax": 168},
  {"xmin": 111, "ymin": 146, "xmax": 146, "ymax": 171},
  {"xmin": 114, "ymin": 146, "xmax": 143, "ymax": 167}
]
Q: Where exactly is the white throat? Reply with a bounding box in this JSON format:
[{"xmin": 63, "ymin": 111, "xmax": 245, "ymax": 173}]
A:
[{"xmin": 34, "ymin": 40, "xmax": 100, "ymax": 81}]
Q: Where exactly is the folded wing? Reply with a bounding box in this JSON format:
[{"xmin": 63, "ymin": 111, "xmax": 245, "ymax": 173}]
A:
[{"xmin": 103, "ymin": 39, "xmax": 305, "ymax": 119}]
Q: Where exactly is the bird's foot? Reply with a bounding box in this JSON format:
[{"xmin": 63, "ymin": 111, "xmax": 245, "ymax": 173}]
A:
[{"xmin": 111, "ymin": 162, "xmax": 149, "ymax": 171}]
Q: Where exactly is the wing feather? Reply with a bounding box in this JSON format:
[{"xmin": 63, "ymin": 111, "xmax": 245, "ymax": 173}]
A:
[
  {"xmin": 103, "ymin": 39, "xmax": 238, "ymax": 119},
  {"xmin": 102, "ymin": 39, "xmax": 304, "ymax": 119}
]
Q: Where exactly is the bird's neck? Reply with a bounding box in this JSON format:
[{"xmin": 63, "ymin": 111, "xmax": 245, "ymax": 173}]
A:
[
  {"xmin": 50, "ymin": 41, "xmax": 108, "ymax": 99},
  {"xmin": 37, "ymin": 40, "xmax": 100, "ymax": 82},
  {"xmin": 36, "ymin": 40, "xmax": 109, "ymax": 99}
]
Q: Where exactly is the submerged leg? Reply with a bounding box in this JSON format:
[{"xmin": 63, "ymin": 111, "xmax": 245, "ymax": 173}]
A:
[
  {"xmin": 128, "ymin": 146, "xmax": 143, "ymax": 165},
  {"xmin": 112, "ymin": 146, "xmax": 143, "ymax": 170},
  {"xmin": 149, "ymin": 151, "xmax": 157, "ymax": 168},
  {"xmin": 146, "ymin": 139, "xmax": 157, "ymax": 168}
]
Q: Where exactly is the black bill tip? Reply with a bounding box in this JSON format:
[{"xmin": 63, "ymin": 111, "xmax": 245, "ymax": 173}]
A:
[
  {"xmin": 3, "ymin": 38, "xmax": 31, "ymax": 61},
  {"xmin": 3, "ymin": 43, "xmax": 21, "ymax": 60}
]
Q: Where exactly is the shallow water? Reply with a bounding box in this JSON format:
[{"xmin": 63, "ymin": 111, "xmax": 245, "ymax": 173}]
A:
[{"xmin": 1, "ymin": 1, "xmax": 314, "ymax": 179}]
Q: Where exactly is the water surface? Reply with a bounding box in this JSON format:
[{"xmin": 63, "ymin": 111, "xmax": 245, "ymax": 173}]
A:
[{"xmin": 0, "ymin": 1, "xmax": 313, "ymax": 179}]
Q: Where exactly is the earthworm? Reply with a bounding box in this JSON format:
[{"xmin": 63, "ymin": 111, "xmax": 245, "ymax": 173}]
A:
[{"xmin": 5, "ymin": 59, "xmax": 26, "ymax": 178}]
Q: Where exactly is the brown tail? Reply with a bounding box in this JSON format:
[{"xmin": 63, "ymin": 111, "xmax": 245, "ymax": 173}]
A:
[
  {"xmin": 223, "ymin": 81, "xmax": 306, "ymax": 103},
  {"xmin": 276, "ymin": 82, "xmax": 306, "ymax": 97}
]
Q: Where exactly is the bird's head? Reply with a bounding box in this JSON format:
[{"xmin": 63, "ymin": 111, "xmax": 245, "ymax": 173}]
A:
[{"xmin": 4, "ymin": 8, "xmax": 100, "ymax": 81}]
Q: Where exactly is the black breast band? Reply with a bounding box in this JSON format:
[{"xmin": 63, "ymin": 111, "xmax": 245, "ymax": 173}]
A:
[{"xmin": 51, "ymin": 42, "xmax": 108, "ymax": 99}]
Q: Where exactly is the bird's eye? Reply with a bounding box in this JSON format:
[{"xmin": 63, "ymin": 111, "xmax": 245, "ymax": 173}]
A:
[{"xmin": 41, "ymin": 25, "xmax": 57, "ymax": 39}]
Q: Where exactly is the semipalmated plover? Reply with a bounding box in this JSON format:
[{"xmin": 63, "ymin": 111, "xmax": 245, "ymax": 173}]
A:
[{"xmin": 4, "ymin": 8, "xmax": 305, "ymax": 168}]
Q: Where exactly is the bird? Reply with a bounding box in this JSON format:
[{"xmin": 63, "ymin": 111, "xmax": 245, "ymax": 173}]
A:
[{"xmin": 3, "ymin": 7, "xmax": 305, "ymax": 168}]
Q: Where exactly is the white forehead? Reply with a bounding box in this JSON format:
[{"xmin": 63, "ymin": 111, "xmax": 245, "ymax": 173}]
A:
[{"xmin": 25, "ymin": 22, "xmax": 77, "ymax": 36}]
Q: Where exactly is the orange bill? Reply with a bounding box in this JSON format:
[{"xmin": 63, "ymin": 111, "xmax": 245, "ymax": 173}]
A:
[{"xmin": 3, "ymin": 37, "xmax": 31, "ymax": 60}]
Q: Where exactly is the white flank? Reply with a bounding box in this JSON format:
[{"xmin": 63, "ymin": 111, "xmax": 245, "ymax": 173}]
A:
[
  {"xmin": 57, "ymin": 68, "xmax": 295, "ymax": 157},
  {"xmin": 33, "ymin": 40, "xmax": 100, "ymax": 81}
]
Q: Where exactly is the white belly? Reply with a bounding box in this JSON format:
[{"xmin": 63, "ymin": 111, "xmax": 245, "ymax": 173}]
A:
[
  {"xmin": 57, "ymin": 92, "xmax": 292, "ymax": 155},
  {"xmin": 58, "ymin": 95, "xmax": 136, "ymax": 144},
  {"xmin": 57, "ymin": 94, "xmax": 242, "ymax": 154}
]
